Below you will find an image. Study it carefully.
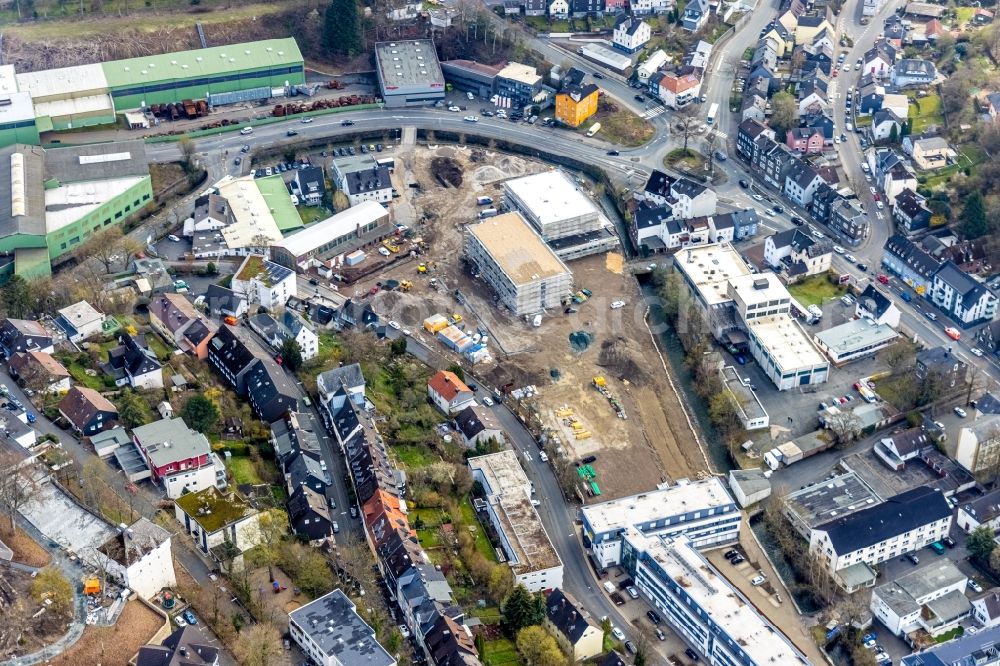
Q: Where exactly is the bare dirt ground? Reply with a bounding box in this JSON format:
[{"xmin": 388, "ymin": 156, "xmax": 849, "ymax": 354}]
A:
[
  {"xmin": 53, "ymin": 598, "xmax": 164, "ymax": 665},
  {"xmin": 0, "ymin": 526, "xmax": 51, "ymax": 567},
  {"xmin": 365, "ymin": 145, "xmax": 709, "ymax": 499}
]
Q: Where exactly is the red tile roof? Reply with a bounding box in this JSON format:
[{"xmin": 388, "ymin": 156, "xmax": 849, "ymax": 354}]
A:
[{"xmin": 427, "ymin": 370, "xmax": 471, "ymax": 402}]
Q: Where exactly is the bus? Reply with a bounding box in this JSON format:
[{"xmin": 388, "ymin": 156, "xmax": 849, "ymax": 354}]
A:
[{"xmin": 706, "ymin": 102, "xmax": 719, "ymax": 125}]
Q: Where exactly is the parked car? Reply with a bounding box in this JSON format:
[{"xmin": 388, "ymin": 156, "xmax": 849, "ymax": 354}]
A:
[
  {"xmin": 906, "ymin": 553, "xmax": 920, "ymax": 565},
  {"xmin": 751, "ymin": 575, "xmax": 766, "ymax": 586},
  {"xmin": 647, "ymin": 610, "xmax": 662, "ymax": 625},
  {"xmin": 611, "ymin": 627, "xmax": 625, "ymax": 641},
  {"xmin": 183, "ymin": 610, "xmax": 198, "ymax": 625},
  {"xmin": 739, "ymin": 179, "xmax": 750, "ymax": 188},
  {"xmin": 624, "ymin": 641, "xmax": 637, "ymax": 654},
  {"xmin": 626, "ymin": 586, "xmax": 639, "ymax": 599},
  {"xmin": 685, "ymin": 648, "xmax": 701, "ymax": 661},
  {"xmin": 955, "ymin": 407, "xmax": 968, "ymax": 418},
  {"xmin": 970, "ymin": 579, "xmax": 984, "ymax": 593}
]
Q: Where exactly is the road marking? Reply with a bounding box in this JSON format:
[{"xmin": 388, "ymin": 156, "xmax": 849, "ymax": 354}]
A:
[{"xmin": 640, "ymin": 106, "xmax": 668, "ymax": 119}]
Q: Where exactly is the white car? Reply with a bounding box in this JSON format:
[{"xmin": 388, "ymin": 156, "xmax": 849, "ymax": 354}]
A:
[
  {"xmin": 448, "ymin": 105, "xmax": 461, "ymax": 112},
  {"xmin": 845, "ymin": 254, "xmax": 857, "ymax": 263},
  {"xmin": 399, "ymin": 625, "xmax": 411, "ymax": 638},
  {"xmin": 764, "ymin": 208, "xmax": 774, "ymax": 217},
  {"xmin": 174, "ymin": 616, "xmax": 187, "ymax": 627},
  {"xmin": 530, "ymin": 499, "xmax": 540, "ymax": 507},
  {"xmin": 378, "ymin": 247, "xmax": 391, "ymax": 256},
  {"xmin": 834, "ymin": 136, "xmax": 841, "ymax": 144},
  {"xmin": 483, "ymin": 397, "xmax": 494, "ymax": 406},
  {"xmin": 751, "ymin": 575, "xmax": 767, "ymax": 586},
  {"xmin": 752, "ymin": 194, "xmax": 764, "ymax": 201},
  {"xmin": 627, "ymin": 586, "xmax": 639, "ymax": 599},
  {"xmin": 463, "ymin": 116, "xmax": 479, "ymax": 122},
  {"xmin": 611, "ymin": 627, "xmax": 626, "ymax": 641},
  {"xmin": 168, "ymin": 234, "xmax": 181, "ymax": 242},
  {"xmin": 539, "ymin": 451, "xmax": 549, "ymax": 462},
  {"xmin": 955, "ymin": 407, "xmax": 968, "ymax": 418},
  {"xmin": 972, "ymin": 348, "xmax": 985, "ymax": 357},
  {"xmin": 388, "ymin": 320, "xmax": 401, "ymax": 330},
  {"xmin": 300, "ymin": 117, "xmax": 314, "ymax": 123},
  {"xmin": 402, "ymin": 329, "xmax": 412, "ymax": 337},
  {"xmin": 240, "ymin": 126, "xmax": 253, "ymax": 135},
  {"xmin": 833, "ymin": 245, "xmax": 845, "ymax": 254},
  {"xmin": 610, "ymin": 300, "xmax": 625, "ymax": 309},
  {"xmin": 876, "ymin": 201, "xmax": 885, "ymax": 210}
]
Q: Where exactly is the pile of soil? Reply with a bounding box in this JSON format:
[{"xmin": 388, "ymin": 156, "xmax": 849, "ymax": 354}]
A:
[{"xmin": 431, "ymin": 157, "xmax": 463, "ymax": 188}]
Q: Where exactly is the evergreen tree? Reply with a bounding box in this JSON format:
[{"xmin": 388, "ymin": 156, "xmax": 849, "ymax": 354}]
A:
[
  {"xmin": 501, "ymin": 585, "xmax": 545, "ymax": 635},
  {"xmin": 961, "ymin": 191, "xmax": 988, "ymax": 239},
  {"xmin": 323, "ymin": 0, "xmax": 362, "ymax": 56},
  {"xmin": 888, "ymin": 123, "xmax": 898, "ymax": 144},
  {"xmin": 1, "ymin": 275, "xmax": 30, "ymax": 319}
]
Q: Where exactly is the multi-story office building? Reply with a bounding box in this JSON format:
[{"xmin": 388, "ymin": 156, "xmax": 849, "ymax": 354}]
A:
[{"xmin": 580, "ymin": 477, "xmax": 740, "ymax": 569}]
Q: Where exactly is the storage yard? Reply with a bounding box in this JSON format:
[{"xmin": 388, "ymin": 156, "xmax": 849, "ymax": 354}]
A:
[{"xmin": 360, "ymin": 144, "xmax": 709, "ymax": 497}]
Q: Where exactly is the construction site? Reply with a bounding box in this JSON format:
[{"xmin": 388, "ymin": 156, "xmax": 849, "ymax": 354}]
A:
[{"xmin": 356, "ymin": 143, "xmax": 712, "ymax": 498}]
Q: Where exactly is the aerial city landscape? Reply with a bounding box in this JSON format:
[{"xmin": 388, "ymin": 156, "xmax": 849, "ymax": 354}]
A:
[{"xmin": 0, "ymin": 0, "xmax": 997, "ymax": 663}]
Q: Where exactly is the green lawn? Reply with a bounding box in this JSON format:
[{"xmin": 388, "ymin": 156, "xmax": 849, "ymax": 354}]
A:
[
  {"xmin": 145, "ymin": 333, "xmax": 173, "ymax": 361},
  {"xmin": 936, "ymin": 626, "xmax": 965, "ymax": 643},
  {"xmin": 459, "ymin": 496, "xmax": 497, "ymax": 562},
  {"xmin": 481, "ymin": 638, "xmax": 522, "ymax": 666},
  {"xmin": 787, "ymin": 274, "xmax": 847, "ymax": 307},
  {"xmin": 955, "ymin": 6, "xmax": 976, "ymax": 23},
  {"xmin": 316, "ymin": 331, "xmax": 340, "ymax": 361},
  {"xmin": 908, "ymin": 92, "xmax": 944, "ymax": 134},
  {"xmin": 227, "ymin": 457, "xmax": 264, "ymax": 485},
  {"xmin": 299, "ymin": 205, "xmax": 333, "ymax": 226},
  {"xmin": 66, "ymin": 363, "xmax": 107, "ymax": 390},
  {"xmin": 395, "ymin": 444, "xmax": 439, "ymax": 469},
  {"xmin": 582, "ymin": 105, "xmax": 655, "ymax": 147}
]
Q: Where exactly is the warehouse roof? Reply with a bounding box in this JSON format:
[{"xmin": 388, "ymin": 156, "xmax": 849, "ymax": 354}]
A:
[
  {"xmin": 276, "ymin": 200, "xmax": 389, "ymax": 259},
  {"xmin": 374, "ymin": 40, "xmax": 444, "ymax": 90},
  {"xmin": 674, "ymin": 243, "xmax": 752, "ymax": 306},
  {"xmin": 467, "ymin": 212, "xmax": 571, "ymax": 286},
  {"xmin": 581, "ymin": 477, "xmax": 735, "ymax": 536},
  {"xmin": 253, "ymin": 174, "xmax": 302, "ymax": 232},
  {"xmin": 16, "ymin": 63, "xmax": 109, "ymax": 101},
  {"xmin": 497, "ymin": 62, "xmax": 542, "ymax": 86},
  {"xmin": 45, "ymin": 139, "xmax": 149, "ymax": 182},
  {"xmin": 747, "ymin": 314, "xmax": 827, "ymax": 372},
  {"xmin": 0, "ymin": 91, "xmax": 35, "ymax": 125},
  {"xmin": 814, "ymin": 318, "xmax": 899, "ymax": 358},
  {"xmin": 0, "ymin": 144, "xmax": 46, "ymax": 238},
  {"xmin": 101, "ymin": 38, "xmax": 303, "ymax": 89},
  {"xmin": 214, "ymin": 175, "xmax": 284, "ymax": 250}
]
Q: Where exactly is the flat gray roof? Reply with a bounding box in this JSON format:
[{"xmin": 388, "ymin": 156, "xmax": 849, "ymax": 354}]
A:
[
  {"xmin": 375, "ymin": 40, "xmax": 444, "ymax": 92},
  {"xmin": 814, "ymin": 318, "xmax": 899, "ymax": 357},
  {"xmin": 289, "ymin": 589, "xmax": 395, "ymax": 666},
  {"xmin": 785, "ymin": 471, "xmax": 881, "ymax": 530},
  {"xmin": 132, "ymin": 417, "xmax": 210, "ymax": 468}
]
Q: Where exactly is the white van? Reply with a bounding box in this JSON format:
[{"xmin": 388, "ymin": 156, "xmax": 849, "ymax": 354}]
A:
[{"xmin": 240, "ymin": 126, "xmax": 253, "ymax": 135}]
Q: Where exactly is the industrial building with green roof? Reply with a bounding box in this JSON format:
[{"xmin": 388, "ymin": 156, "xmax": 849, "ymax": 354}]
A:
[
  {"xmin": 0, "ymin": 140, "xmax": 152, "ymax": 280},
  {"xmin": 2, "ymin": 38, "xmax": 305, "ymax": 138}
]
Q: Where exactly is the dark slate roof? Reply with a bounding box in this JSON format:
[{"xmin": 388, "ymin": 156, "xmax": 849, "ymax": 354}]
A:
[
  {"xmin": 798, "ymin": 13, "xmax": 827, "ymax": 27},
  {"xmin": 136, "ymin": 626, "xmax": 220, "ymax": 666},
  {"xmin": 193, "ymin": 193, "xmax": 234, "ymax": 225},
  {"xmin": 183, "ymin": 319, "xmax": 213, "ymax": 347},
  {"xmin": 318, "ymin": 363, "xmax": 365, "ymax": 393},
  {"xmin": 287, "ymin": 485, "xmax": 330, "ymax": 524},
  {"xmin": 208, "ymin": 326, "xmax": 257, "ymax": 382},
  {"xmin": 882, "ymin": 427, "xmax": 931, "ymax": 457},
  {"xmin": 634, "ymin": 206, "xmax": 671, "ymax": 230},
  {"xmin": 643, "ymin": 170, "xmax": 675, "ymax": 198},
  {"xmin": 815, "ymin": 486, "xmax": 951, "ymax": 554},
  {"xmin": 246, "ymin": 358, "xmax": 298, "ymax": 422},
  {"xmin": 789, "ymin": 163, "xmax": 822, "ymax": 189},
  {"xmin": 287, "ymin": 450, "xmax": 329, "ymax": 491},
  {"xmin": 205, "ymin": 284, "xmax": 245, "ymax": 314},
  {"xmin": 598, "ymin": 652, "xmax": 628, "ymax": 666},
  {"xmin": 730, "ymin": 208, "xmax": 760, "ymax": 229},
  {"xmin": 894, "ymin": 188, "xmax": 926, "ymax": 217},
  {"xmin": 895, "ymin": 58, "xmax": 935, "ymax": 77},
  {"xmin": 884, "ymin": 233, "xmax": 940, "ymax": 277},
  {"xmin": 770, "ymin": 228, "xmax": 814, "ymax": 252},
  {"xmin": 917, "ymin": 346, "xmax": 965, "ymax": 375},
  {"xmin": 739, "ymin": 118, "xmax": 771, "ymax": 141},
  {"xmin": 977, "ymin": 392, "xmax": 1000, "ymax": 415},
  {"xmin": 873, "ymin": 108, "xmax": 904, "ymax": 129},
  {"xmin": 108, "ymin": 333, "xmax": 161, "ymax": 378},
  {"xmin": 934, "ymin": 260, "xmax": 989, "ymax": 307},
  {"xmin": 345, "ymin": 167, "xmax": 391, "ymax": 196},
  {"xmin": 961, "ymin": 488, "xmax": 1000, "ymax": 526},
  {"xmin": 857, "ymin": 284, "xmax": 893, "ymax": 320},
  {"xmin": 546, "ymin": 589, "xmax": 599, "ymax": 644},
  {"xmin": 671, "ymin": 177, "xmax": 708, "ymax": 199},
  {"xmin": 295, "ymin": 166, "xmax": 326, "ymax": 196},
  {"xmin": 454, "ymin": 405, "xmax": 502, "ymax": 440}
]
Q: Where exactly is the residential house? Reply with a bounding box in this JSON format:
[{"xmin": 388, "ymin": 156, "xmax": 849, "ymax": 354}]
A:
[
  {"xmin": 636, "ymin": 50, "xmax": 668, "ymax": 82},
  {"xmin": 978, "ymin": 322, "xmax": 1000, "ymax": 355},
  {"xmin": 810, "ymin": 183, "xmax": 843, "ymax": 226},
  {"xmin": 736, "ymin": 118, "xmax": 774, "ymax": 162},
  {"xmin": 570, "ymin": 0, "xmax": 604, "ymax": 16},
  {"xmin": 244, "ymin": 357, "xmax": 298, "ymax": 422},
  {"xmin": 423, "ymin": 615, "xmax": 480, "ymax": 666},
  {"xmin": 651, "ymin": 72, "xmax": 701, "ymax": 109},
  {"xmin": 105, "ymin": 333, "xmax": 163, "ymax": 390},
  {"xmin": 637, "ymin": 170, "xmax": 675, "ymax": 207},
  {"xmin": 881, "ymin": 233, "xmax": 940, "ymax": 292},
  {"xmin": 454, "ymin": 405, "xmax": 504, "ymax": 448},
  {"xmin": 285, "ymin": 450, "xmax": 330, "ymax": 495},
  {"xmin": 525, "ymin": 0, "xmax": 545, "ymax": 15},
  {"xmin": 892, "ymin": 59, "xmax": 937, "ymax": 87},
  {"xmin": 871, "ymin": 108, "xmax": 905, "ymax": 141},
  {"xmin": 863, "ymin": 41, "xmax": 897, "ymax": 76},
  {"xmin": 857, "ymin": 81, "xmax": 885, "ymax": 115},
  {"xmin": 317, "ymin": 363, "xmax": 366, "ymax": 413},
  {"xmin": 58, "ymin": 386, "xmax": 118, "ymax": 436},
  {"xmin": 984, "ymin": 92, "xmax": 1000, "ymax": 121},
  {"xmin": 972, "ymin": 592, "xmax": 1000, "ymax": 630},
  {"xmin": 910, "ymin": 137, "xmax": 951, "ymax": 171},
  {"xmin": 549, "ymin": 0, "xmax": 569, "ymax": 18},
  {"xmin": 668, "ymin": 178, "xmax": 717, "ymax": 219},
  {"xmin": 95, "ymin": 517, "xmax": 176, "ymax": 600},
  {"xmin": 133, "ymin": 417, "xmax": 224, "ymax": 499},
  {"xmin": 9, "ymin": 351, "xmax": 70, "ymax": 394},
  {"xmin": 751, "ymin": 137, "xmax": 798, "ymax": 189},
  {"xmin": 555, "ymin": 83, "xmax": 600, "ymax": 128},
  {"xmin": 207, "ymin": 325, "xmax": 258, "ymax": 394},
  {"xmin": 681, "ymin": 0, "xmax": 709, "ymax": 31},
  {"xmin": 174, "ymin": 486, "xmax": 262, "ymax": 568},
  {"xmin": 830, "ymin": 199, "xmax": 868, "ymax": 246},
  {"xmin": 786, "ymin": 127, "xmax": 825, "ymax": 154},
  {"xmin": 184, "ymin": 193, "xmax": 234, "ymax": 237},
  {"xmin": 957, "ymin": 489, "xmax": 1000, "ymax": 533},
  {"xmin": 893, "ymin": 188, "xmax": 932, "ymax": 235},
  {"xmin": 783, "ymin": 163, "xmax": 826, "ymax": 207},
  {"xmin": 230, "ymin": 254, "xmax": 296, "ymax": 310},
  {"xmin": 868, "ymin": 148, "xmax": 917, "ymax": 201},
  {"xmin": 808, "ymin": 486, "xmax": 952, "ymax": 591},
  {"xmin": 54, "ymin": 301, "xmax": 105, "ymax": 342},
  {"xmin": 294, "ymin": 166, "xmax": 326, "ymax": 206},
  {"xmin": 288, "ymin": 590, "xmax": 396, "ymax": 666},
  {"xmin": 717, "ymin": 209, "xmax": 760, "ymax": 241},
  {"xmin": 802, "ymin": 114, "xmax": 835, "ymax": 146},
  {"xmin": 396, "ymin": 564, "xmax": 462, "ymax": 657},
  {"xmin": 870, "ymin": 560, "xmax": 970, "ymax": 637},
  {"xmin": 633, "ymin": 205, "xmax": 671, "ymax": 252},
  {"xmin": 741, "ymin": 93, "xmax": 768, "ymax": 123},
  {"xmin": 797, "ymin": 75, "xmax": 829, "ymax": 114},
  {"xmin": 148, "ymin": 293, "xmax": 211, "ymax": 351},
  {"xmin": 855, "ymin": 284, "xmax": 901, "ymax": 328},
  {"xmin": 794, "ymin": 14, "xmax": 834, "ymax": 45},
  {"xmin": 205, "ymin": 284, "xmax": 248, "ymax": 318},
  {"xmin": 916, "ymin": 346, "xmax": 967, "ymax": 389},
  {"xmin": 764, "ymin": 229, "xmax": 833, "ymax": 278},
  {"xmin": 612, "ymin": 16, "xmax": 650, "ymax": 52},
  {"xmin": 427, "ymin": 370, "xmax": 475, "ymax": 415},
  {"xmin": 0, "ymin": 319, "xmax": 53, "ymax": 358},
  {"xmin": 0, "ymin": 412, "xmax": 37, "ymax": 449},
  {"xmin": 287, "ymin": 485, "xmax": 333, "ymax": 543},
  {"xmin": 181, "ymin": 320, "xmax": 216, "ymax": 362},
  {"xmin": 136, "ymin": 626, "xmax": 220, "ymax": 666},
  {"xmin": 955, "ymin": 415, "xmax": 1000, "ymax": 474},
  {"xmin": 874, "ymin": 426, "xmax": 930, "ymax": 469},
  {"xmin": 883, "ymin": 16, "xmax": 906, "ymax": 48},
  {"xmin": 544, "ymin": 589, "xmax": 603, "ymax": 661},
  {"xmin": 682, "ymin": 40, "xmax": 712, "ymax": 73},
  {"xmin": 339, "ymin": 166, "xmax": 393, "ymax": 207},
  {"xmin": 248, "ymin": 311, "xmax": 319, "ymax": 361},
  {"xmin": 335, "ymin": 298, "xmax": 378, "ymax": 331},
  {"xmin": 929, "ymin": 261, "xmax": 997, "ymax": 326}
]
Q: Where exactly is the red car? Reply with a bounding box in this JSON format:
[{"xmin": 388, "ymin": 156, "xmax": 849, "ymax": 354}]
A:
[
  {"xmin": 878, "ymin": 274, "xmax": 889, "ymax": 284},
  {"xmin": 369, "ymin": 286, "xmax": 380, "ymax": 296},
  {"xmin": 275, "ymin": 355, "xmax": 283, "ymax": 366},
  {"xmin": 832, "ymin": 69, "xmax": 839, "ymax": 77},
  {"xmin": 873, "ymin": 193, "xmax": 880, "ymax": 201}
]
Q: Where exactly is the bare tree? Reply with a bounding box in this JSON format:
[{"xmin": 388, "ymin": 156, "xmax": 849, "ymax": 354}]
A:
[
  {"xmin": 674, "ymin": 105, "xmax": 701, "ymax": 153},
  {"xmin": 825, "ymin": 410, "xmax": 864, "ymax": 447},
  {"xmin": 233, "ymin": 622, "xmax": 288, "ymax": 666},
  {"xmin": 0, "ymin": 453, "xmax": 39, "ymax": 534}
]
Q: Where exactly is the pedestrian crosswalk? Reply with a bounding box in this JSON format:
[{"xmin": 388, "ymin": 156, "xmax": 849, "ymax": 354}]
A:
[{"xmin": 639, "ymin": 106, "xmax": 668, "ymax": 119}]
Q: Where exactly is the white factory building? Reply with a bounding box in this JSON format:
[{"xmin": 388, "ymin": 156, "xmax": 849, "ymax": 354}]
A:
[
  {"xmin": 580, "ymin": 477, "xmax": 740, "ymax": 569},
  {"xmin": 625, "ymin": 531, "xmax": 810, "ymax": 666},
  {"xmin": 674, "ymin": 244, "xmax": 829, "ymax": 391},
  {"xmin": 464, "ymin": 212, "xmax": 573, "ymax": 316},
  {"xmin": 502, "ymin": 170, "xmax": 619, "ymax": 260},
  {"xmin": 468, "ymin": 450, "xmax": 563, "ymax": 592}
]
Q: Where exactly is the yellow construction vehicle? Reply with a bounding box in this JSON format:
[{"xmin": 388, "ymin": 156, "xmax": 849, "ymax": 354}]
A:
[
  {"xmin": 417, "ymin": 263, "xmax": 427, "ymax": 274},
  {"xmin": 451, "ymin": 313, "xmax": 463, "ymax": 324},
  {"xmin": 399, "ymin": 280, "xmax": 413, "ymax": 292},
  {"xmin": 593, "ymin": 376, "xmax": 606, "ymax": 388}
]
